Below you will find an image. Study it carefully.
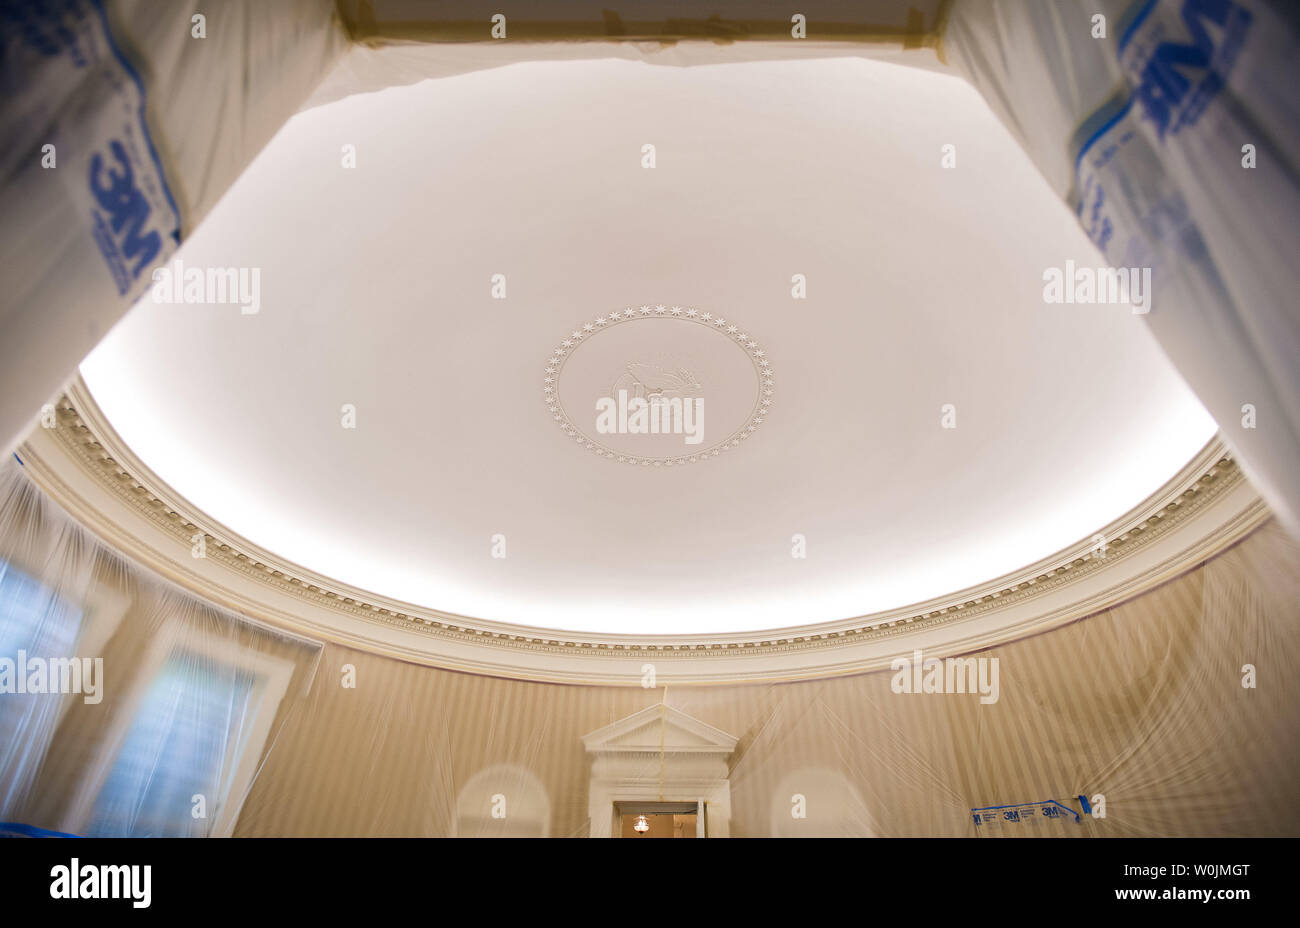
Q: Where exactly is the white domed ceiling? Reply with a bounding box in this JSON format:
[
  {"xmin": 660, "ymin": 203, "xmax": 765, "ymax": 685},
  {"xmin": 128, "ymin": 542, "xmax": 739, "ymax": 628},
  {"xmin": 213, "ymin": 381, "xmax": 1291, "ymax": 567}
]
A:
[{"xmin": 80, "ymin": 55, "xmax": 1215, "ymax": 635}]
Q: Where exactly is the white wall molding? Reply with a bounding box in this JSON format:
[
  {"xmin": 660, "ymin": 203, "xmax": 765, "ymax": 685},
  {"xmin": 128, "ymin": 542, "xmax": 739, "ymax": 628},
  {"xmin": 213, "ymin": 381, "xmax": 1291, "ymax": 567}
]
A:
[
  {"xmin": 582, "ymin": 704, "xmax": 738, "ymax": 837},
  {"xmin": 13, "ymin": 379, "xmax": 1270, "ymax": 684}
]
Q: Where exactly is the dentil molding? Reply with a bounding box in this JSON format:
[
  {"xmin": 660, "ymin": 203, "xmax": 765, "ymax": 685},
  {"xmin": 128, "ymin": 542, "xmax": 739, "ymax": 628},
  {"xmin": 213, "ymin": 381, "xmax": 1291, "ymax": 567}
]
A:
[{"xmin": 13, "ymin": 376, "xmax": 1270, "ymax": 684}]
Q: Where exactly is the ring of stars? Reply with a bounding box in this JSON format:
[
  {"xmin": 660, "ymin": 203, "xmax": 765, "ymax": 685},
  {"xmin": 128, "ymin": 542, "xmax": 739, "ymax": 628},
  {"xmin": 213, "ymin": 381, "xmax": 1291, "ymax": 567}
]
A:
[{"xmin": 543, "ymin": 306, "xmax": 774, "ymax": 466}]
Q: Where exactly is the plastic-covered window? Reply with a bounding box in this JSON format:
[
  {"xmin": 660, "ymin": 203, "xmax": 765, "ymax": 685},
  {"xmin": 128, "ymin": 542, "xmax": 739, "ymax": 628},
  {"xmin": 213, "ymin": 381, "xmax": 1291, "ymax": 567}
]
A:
[
  {"xmin": 0, "ymin": 559, "xmax": 83, "ymax": 814},
  {"xmin": 86, "ymin": 655, "xmax": 256, "ymax": 837}
]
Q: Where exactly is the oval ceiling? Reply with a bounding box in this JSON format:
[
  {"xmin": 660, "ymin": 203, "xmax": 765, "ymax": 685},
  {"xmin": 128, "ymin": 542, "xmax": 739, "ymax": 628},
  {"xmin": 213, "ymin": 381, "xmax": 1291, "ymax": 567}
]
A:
[{"xmin": 81, "ymin": 55, "xmax": 1216, "ymax": 635}]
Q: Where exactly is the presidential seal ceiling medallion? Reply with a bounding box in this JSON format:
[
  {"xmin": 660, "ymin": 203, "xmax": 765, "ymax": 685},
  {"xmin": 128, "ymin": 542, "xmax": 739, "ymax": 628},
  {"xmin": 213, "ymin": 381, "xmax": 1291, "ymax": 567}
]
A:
[{"xmin": 543, "ymin": 306, "xmax": 774, "ymax": 465}]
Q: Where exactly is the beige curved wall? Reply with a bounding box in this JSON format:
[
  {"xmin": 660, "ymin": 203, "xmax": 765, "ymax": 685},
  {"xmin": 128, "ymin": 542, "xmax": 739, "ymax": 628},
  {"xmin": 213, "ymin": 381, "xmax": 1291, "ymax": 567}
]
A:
[{"xmin": 231, "ymin": 520, "xmax": 1300, "ymax": 837}]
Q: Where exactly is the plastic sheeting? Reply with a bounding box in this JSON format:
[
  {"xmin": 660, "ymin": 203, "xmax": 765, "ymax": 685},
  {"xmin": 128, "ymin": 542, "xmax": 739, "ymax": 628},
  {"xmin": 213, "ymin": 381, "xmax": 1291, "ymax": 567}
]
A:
[
  {"xmin": 0, "ymin": 0, "xmax": 347, "ymax": 452},
  {"xmin": 227, "ymin": 519, "xmax": 1300, "ymax": 838},
  {"xmin": 946, "ymin": 0, "xmax": 1300, "ymax": 534},
  {"xmin": 2, "ymin": 462, "xmax": 1299, "ymax": 836},
  {"xmin": 4, "ymin": 0, "xmax": 1297, "ymax": 534},
  {"xmin": 1, "ymin": 0, "xmax": 949, "ymax": 452},
  {"xmin": 0, "ymin": 461, "xmax": 321, "ymax": 837},
  {"xmin": 2, "ymin": 1, "xmax": 1299, "ymax": 838}
]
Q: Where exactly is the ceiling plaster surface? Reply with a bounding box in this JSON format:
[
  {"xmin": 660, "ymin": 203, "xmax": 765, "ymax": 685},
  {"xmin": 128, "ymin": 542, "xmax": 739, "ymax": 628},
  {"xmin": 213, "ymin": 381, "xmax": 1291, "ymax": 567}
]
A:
[{"xmin": 80, "ymin": 56, "xmax": 1216, "ymax": 635}]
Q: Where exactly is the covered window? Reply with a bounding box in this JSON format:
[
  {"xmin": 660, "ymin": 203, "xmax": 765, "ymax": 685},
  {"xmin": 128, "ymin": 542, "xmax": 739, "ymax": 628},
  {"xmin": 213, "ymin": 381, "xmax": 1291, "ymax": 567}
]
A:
[
  {"xmin": 67, "ymin": 625, "xmax": 296, "ymax": 838},
  {"xmin": 0, "ymin": 559, "xmax": 83, "ymax": 815},
  {"xmin": 85, "ymin": 655, "xmax": 257, "ymax": 837}
]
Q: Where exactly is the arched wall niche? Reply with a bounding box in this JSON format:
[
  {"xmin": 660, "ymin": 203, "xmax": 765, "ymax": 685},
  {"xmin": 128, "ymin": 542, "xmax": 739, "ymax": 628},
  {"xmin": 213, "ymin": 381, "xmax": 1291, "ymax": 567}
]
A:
[
  {"xmin": 453, "ymin": 764, "xmax": 551, "ymax": 838},
  {"xmin": 768, "ymin": 768, "xmax": 876, "ymax": 838}
]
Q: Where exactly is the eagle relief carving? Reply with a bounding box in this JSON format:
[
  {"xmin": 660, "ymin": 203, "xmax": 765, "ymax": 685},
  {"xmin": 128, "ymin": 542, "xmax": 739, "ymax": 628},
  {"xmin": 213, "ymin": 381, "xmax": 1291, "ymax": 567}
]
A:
[{"xmin": 610, "ymin": 362, "xmax": 702, "ymax": 403}]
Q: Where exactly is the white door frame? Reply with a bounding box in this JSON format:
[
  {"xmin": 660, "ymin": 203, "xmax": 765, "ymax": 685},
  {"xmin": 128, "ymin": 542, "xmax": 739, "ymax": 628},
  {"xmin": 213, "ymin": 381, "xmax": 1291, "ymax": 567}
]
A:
[{"xmin": 582, "ymin": 704, "xmax": 738, "ymax": 838}]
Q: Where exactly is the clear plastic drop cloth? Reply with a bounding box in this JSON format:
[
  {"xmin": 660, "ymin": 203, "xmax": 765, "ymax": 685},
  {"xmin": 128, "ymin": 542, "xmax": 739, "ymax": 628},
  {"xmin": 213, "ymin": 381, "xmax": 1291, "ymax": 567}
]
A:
[
  {"xmin": 0, "ymin": 0, "xmax": 348, "ymax": 452},
  {"xmin": 2, "ymin": 456, "xmax": 1298, "ymax": 837},
  {"xmin": 232, "ymin": 521, "xmax": 1300, "ymax": 838},
  {"xmin": 1, "ymin": 1, "xmax": 1299, "ymax": 838},
  {"xmin": 0, "ymin": 461, "xmax": 322, "ymax": 837},
  {"xmin": 945, "ymin": 0, "xmax": 1300, "ymax": 534}
]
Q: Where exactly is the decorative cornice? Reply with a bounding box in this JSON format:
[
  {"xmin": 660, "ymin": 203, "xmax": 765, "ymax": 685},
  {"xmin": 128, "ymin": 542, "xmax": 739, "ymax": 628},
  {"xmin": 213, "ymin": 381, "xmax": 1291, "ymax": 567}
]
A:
[{"xmin": 14, "ymin": 377, "xmax": 1268, "ymax": 683}]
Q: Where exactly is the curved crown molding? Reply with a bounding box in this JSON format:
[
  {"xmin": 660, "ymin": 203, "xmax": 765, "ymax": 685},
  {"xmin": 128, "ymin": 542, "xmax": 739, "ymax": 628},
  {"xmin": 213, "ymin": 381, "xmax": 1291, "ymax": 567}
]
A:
[{"xmin": 15, "ymin": 377, "xmax": 1269, "ymax": 684}]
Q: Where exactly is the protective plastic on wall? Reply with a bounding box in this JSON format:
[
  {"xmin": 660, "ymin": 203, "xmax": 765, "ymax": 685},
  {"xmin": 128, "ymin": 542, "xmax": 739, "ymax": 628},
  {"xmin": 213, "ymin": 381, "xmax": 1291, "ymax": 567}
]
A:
[
  {"xmin": 4, "ymin": 0, "xmax": 1295, "ymax": 535},
  {"xmin": 0, "ymin": 0, "xmax": 347, "ymax": 452},
  {"xmin": 229, "ymin": 518, "xmax": 1300, "ymax": 837},
  {"xmin": 946, "ymin": 0, "xmax": 1300, "ymax": 535},
  {"xmin": 1, "ymin": 1, "xmax": 1298, "ymax": 837},
  {"xmin": 0, "ymin": 461, "xmax": 322, "ymax": 837}
]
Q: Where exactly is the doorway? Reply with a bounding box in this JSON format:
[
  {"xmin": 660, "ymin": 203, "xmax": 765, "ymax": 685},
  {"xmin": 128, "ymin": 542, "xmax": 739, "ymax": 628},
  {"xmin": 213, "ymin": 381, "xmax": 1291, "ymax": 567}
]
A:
[{"xmin": 616, "ymin": 801, "xmax": 705, "ymax": 838}]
